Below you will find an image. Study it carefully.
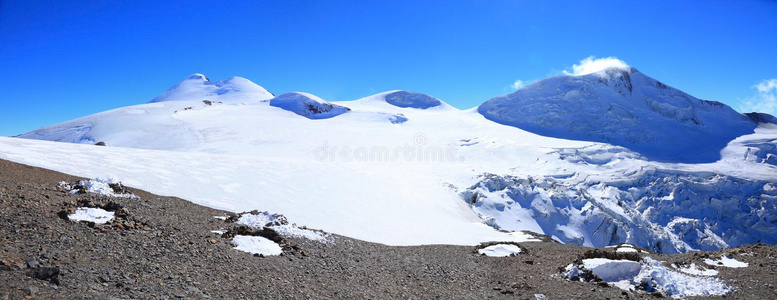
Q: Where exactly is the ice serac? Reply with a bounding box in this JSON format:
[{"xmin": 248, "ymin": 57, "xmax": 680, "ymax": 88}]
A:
[
  {"xmin": 149, "ymin": 73, "xmax": 274, "ymax": 104},
  {"xmin": 478, "ymin": 67, "xmax": 757, "ymax": 163},
  {"xmin": 269, "ymin": 92, "xmax": 350, "ymax": 119}
]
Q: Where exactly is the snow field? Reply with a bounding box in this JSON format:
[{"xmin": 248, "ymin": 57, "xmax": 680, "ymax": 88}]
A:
[{"xmin": 5, "ymin": 71, "xmax": 777, "ymax": 251}]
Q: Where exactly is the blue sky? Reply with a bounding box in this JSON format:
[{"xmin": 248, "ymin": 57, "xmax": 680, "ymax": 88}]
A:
[{"xmin": 1, "ymin": 0, "xmax": 776, "ymax": 136}]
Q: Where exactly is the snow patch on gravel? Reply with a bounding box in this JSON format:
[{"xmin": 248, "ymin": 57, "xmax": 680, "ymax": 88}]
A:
[
  {"xmin": 582, "ymin": 258, "xmax": 642, "ymax": 281},
  {"xmin": 704, "ymin": 255, "xmax": 748, "ymax": 268},
  {"xmin": 565, "ymin": 257, "xmax": 732, "ymax": 298},
  {"xmin": 236, "ymin": 212, "xmax": 331, "ymax": 243},
  {"xmin": 271, "ymin": 225, "xmax": 330, "ymax": 243},
  {"xmin": 232, "ymin": 235, "xmax": 282, "ymax": 256},
  {"xmin": 59, "ymin": 178, "xmax": 138, "ymax": 198},
  {"xmin": 68, "ymin": 207, "xmax": 115, "ymax": 224},
  {"xmin": 672, "ymin": 263, "xmax": 718, "ymax": 276},
  {"xmin": 616, "ymin": 245, "xmax": 638, "ymax": 253},
  {"xmin": 478, "ymin": 244, "xmax": 522, "ymax": 257}
]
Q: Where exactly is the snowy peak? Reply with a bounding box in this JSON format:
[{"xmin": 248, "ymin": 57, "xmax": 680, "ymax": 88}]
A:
[
  {"xmin": 149, "ymin": 74, "xmax": 274, "ymax": 104},
  {"xmin": 479, "ymin": 68, "xmax": 756, "ymax": 163}
]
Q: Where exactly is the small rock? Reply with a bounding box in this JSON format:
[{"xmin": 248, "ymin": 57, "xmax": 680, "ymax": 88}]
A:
[
  {"xmin": 27, "ymin": 266, "xmax": 60, "ymax": 285},
  {"xmin": 208, "ymin": 239, "xmax": 217, "ymax": 244},
  {"xmin": 21, "ymin": 286, "xmax": 39, "ymax": 296},
  {"xmin": 26, "ymin": 259, "xmax": 39, "ymax": 268}
]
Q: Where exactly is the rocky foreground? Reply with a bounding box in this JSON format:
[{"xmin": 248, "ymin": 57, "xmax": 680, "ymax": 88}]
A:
[{"xmin": 1, "ymin": 158, "xmax": 776, "ymax": 299}]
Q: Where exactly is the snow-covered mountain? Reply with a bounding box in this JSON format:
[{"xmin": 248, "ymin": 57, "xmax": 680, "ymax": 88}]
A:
[
  {"xmin": 479, "ymin": 67, "xmax": 757, "ymax": 163},
  {"xmin": 149, "ymin": 73, "xmax": 274, "ymax": 104},
  {"xmin": 6, "ymin": 71, "xmax": 777, "ymax": 253}
]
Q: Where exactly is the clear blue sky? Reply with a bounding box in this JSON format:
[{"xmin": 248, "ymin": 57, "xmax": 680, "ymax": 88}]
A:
[{"xmin": 2, "ymin": 0, "xmax": 776, "ymax": 136}]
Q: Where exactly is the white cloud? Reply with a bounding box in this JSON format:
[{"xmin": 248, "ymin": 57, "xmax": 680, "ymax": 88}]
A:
[
  {"xmin": 755, "ymin": 79, "xmax": 777, "ymax": 93},
  {"xmin": 563, "ymin": 56, "xmax": 631, "ymax": 76},
  {"xmin": 510, "ymin": 79, "xmax": 525, "ymax": 90},
  {"xmin": 739, "ymin": 79, "xmax": 777, "ymax": 115}
]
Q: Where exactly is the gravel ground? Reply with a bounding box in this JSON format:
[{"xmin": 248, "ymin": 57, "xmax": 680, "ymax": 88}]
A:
[{"xmin": 1, "ymin": 158, "xmax": 776, "ymax": 299}]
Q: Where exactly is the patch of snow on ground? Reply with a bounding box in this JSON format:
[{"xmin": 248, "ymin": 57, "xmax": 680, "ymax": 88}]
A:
[
  {"xmin": 672, "ymin": 263, "xmax": 719, "ymax": 276},
  {"xmin": 61, "ymin": 178, "xmax": 138, "ymax": 198},
  {"xmin": 582, "ymin": 258, "xmax": 641, "ymax": 281},
  {"xmin": 235, "ymin": 212, "xmax": 285, "ymax": 227},
  {"xmin": 271, "ymin": 225, "xmax": 330, "ymax": 243},
  {"xmin": 232, "ymin": 235, "xmax": 282, "ymax": 256},
  {"xmin": 213, "ymin": 216, "xmax": 227, "ymax": 220},
  {"xmin": 565, "ymin": 257, "xmax": 732, "ymax": 298},
  {"xmin": 704, "ymin": 255, "xmax": 749, "ymax": 268},
  {"xmin": 478, "ymin": 244, "xmax": 522, "ymax": 257},
  {"xmin": 635, "ymin": 257, "xmax": 732, "ymax": 298},
  {"xmin": 68, "ymin": 207, "xmax": 115, "ymax": 224},
  {"xmin": 616, "ymin": 247, "xmax": 638, "ymax": 253},
  {"xmin": 236, "ymin": 212, "xmax": 330, "ymax": 243}
]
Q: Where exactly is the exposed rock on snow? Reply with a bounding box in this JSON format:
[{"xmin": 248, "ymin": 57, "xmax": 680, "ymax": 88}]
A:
[
  {"xmin": 388, "ymin": 113, "xmax": 408, "ymax": 124},
  {"xmin": 234, "ymin": 211, "xmax": 331, "ymax": 243},
  {"xmin": 746, "ymin": 112, "xmax": 777, "ymax": 124},
  {"xmin": 384, "ymin": 91, "xmax": 442, "ymax": 109},
  {"xmin": 478, "ymin": 67, "xmax": 757, "ymax": 163},
  {"xmin": 269, "ymin": 92, "xmax": 350, "ymax": 119}
]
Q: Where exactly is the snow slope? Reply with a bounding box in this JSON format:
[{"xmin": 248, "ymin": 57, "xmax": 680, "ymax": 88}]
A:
[
  {"xmin": 6, "ymin": 71, "xmax": 777, "ymax": 251},
  {"xmin": 478, "ymin": 67, "xmax": 757, "ymax": 163}
]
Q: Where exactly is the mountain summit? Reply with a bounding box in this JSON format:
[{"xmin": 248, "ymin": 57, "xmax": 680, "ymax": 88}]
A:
[
  {"xmin": 478, "ymin": 67, "xmax": 757, "ymax": 163},
  {"xmin": 149, "ymin": 74, "xmax": 274, "ymax": 104}
]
